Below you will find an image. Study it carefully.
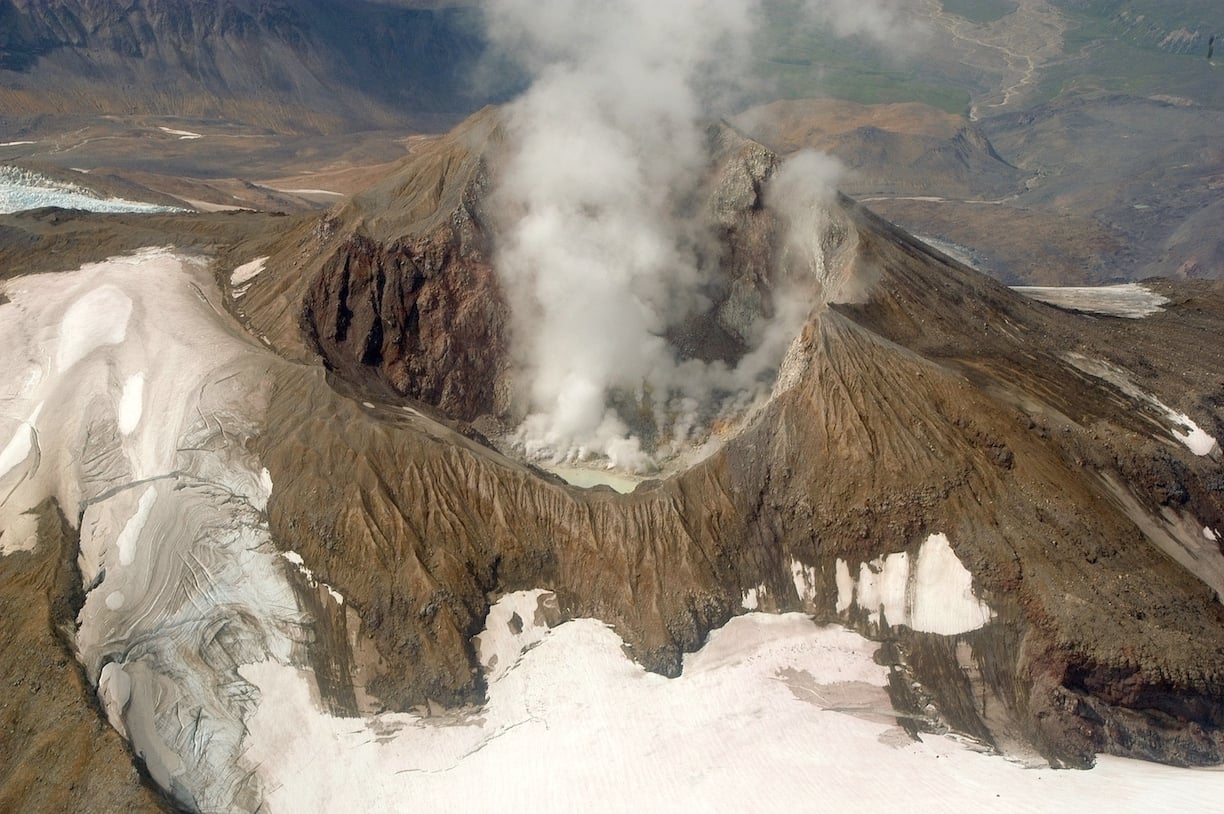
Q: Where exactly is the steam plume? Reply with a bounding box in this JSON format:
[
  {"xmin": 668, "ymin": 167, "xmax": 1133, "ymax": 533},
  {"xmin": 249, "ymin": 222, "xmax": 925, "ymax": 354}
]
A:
[{"xmin": 483, "ymin": 0, "xmax": 867, "ymax": 471}]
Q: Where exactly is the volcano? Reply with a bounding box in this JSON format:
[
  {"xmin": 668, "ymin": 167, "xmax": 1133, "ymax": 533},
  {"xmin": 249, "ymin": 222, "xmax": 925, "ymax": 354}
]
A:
[{"xmin": 1, "ymin": 105, "xmax": 1223, "ymax": 811}]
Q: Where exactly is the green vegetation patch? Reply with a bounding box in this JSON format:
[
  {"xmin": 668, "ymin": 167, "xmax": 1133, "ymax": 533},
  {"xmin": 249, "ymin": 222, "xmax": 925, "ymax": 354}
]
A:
[
  {"xmin": 762, "ymin": 58, "xmax": 971, "ymax": 114},
  {"xmin": 1031, "ymin": 7, "xmax": 1223, "ymax": 108},
  {"xmin": 752, "ymin": 3, "xmax": 972, "ymax": 115},
  {"xmin": 939, "ymin": 0, "xmax": 1019, "ymax": 25},
  {"xmin": 1052, "ymin": 0, "xmax": 1220, "ymax": 55}
]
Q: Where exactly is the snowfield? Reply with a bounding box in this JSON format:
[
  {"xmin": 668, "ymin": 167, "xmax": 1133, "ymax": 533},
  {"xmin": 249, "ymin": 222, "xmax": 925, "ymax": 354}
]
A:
[
  {"xmin": 242, "ymin": 606, "xmax": 1224, "ymax": 813},
  {"xmin": 0, "ymin": 249, "xmax": 300, "ymax": 809},
  {"xmin": 1013, "ymin": 283, "xmax": 1170, "ymax": 318}
]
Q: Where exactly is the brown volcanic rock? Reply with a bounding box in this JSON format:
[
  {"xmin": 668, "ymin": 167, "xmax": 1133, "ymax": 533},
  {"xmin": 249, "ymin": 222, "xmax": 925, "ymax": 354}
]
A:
[
  {"xmin": 257, "ymin": 367, "xmax": 734, "ymax": 709},
  {"xmin": 0, "ymin": 502, "xmax": 170, "ymax": 813},
  {"xmin": 303, "ymin": 231, "xmax": 510, "ymax": 420},
  {"xmin": 234, "ymin": 107, "xmax": 1224, "ymax": 771},
  {"xmin": 242, "ymin": 108, "xmax": 513, "ymax": 419}
]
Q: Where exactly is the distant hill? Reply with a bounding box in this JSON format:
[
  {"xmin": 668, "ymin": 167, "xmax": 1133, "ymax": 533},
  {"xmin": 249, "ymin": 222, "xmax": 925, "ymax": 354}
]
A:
[
  {"xmin": 1053, "ymin": 0, "xmax": 1220, "ymax": 56},
  {"xmin": 0, "ymin": 0, "xmax": 497, "ymax": 133}
]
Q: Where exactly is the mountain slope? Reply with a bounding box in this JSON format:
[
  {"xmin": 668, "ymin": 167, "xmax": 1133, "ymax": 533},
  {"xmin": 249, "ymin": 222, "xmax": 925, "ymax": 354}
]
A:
[
  {"xmin": 236, "ymin": 108, "xmax": 1224, "ymax": 768},
  {"xmin": 0, "ymin": 0, "xmax": 491, "ymax": 133},
  {"xmin": 1, "ymin": 108, "xmax": 1223, "ymax": 810}
]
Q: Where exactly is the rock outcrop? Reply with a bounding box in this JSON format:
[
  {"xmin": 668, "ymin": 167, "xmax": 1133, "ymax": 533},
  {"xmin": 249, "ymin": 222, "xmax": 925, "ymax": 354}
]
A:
[{"xmin": 0, "ymin": 502, "xmax": 171, "ymax": 813}]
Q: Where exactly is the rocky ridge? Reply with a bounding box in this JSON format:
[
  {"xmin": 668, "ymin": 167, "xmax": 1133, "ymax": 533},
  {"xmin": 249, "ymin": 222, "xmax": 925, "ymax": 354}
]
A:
[{"xmin": 233, "ymin": 107, "xmax": 1224, "ymax": 768}]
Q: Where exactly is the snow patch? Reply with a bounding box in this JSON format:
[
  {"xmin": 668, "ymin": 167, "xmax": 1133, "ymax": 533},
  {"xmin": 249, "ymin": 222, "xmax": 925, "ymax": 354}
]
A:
[
  {"xmin": 856, "ymin": 552, "xmax": 910, "ymax": 628},
  {"xmin": 1206, "ymin": 527, "xmax": 1220, "ymax": 543},
  {"xmin": 158, "ymin": 127, "xmax": 203, "ymax": 140},
  {"xmin": 911, "ymin": 533, "xmax": 994, "ymax": 635},
  {"xmin": 741, "ymin": 587, "xmax": 760, "ymax": 610},
  {"xmin": 1169, "ymin": 413, "xmax": 1218, "ymax": 456},
  {"xmin": 57, "ymin": 285, "xmax": 133, "ymax": 370},
  {"xmin": 97, "ymin": 662, "xmax": 131, "ymax": 737},
  {"xmin": 116, "ymin": 486, "xmax": 157, "ymax": 567},
  {"xmin": 790, "ymin": 558, "xmax": 819, "ymax": 606},
  {"xmin": 280, "ymin": 550, "xmax": 345, "ymax": 606},
  {"xmin": 1101, "ymin": 474, "xmax": 1224, "ymax": 603},
  {"xmin": 230, "ymin": 257, "xmax": 267, "ymax": 288},
  {"xmin": 1065, "ymin": 354, "xmax": 1219, "ymax": 456},
  {"xmin": 834, "ymin": 559, "xmax": 854, "ymax": 613},
  {"xmin": 118, "ymin": 373, "xmax": 145, "ymax": 435},
  {"xmin": 1013, "ymin": 284, "xmax": 1170, "ymax": 318},
  {"xmin": 838, "ymin": 534, "xmax": 993, "ymax": 635}
]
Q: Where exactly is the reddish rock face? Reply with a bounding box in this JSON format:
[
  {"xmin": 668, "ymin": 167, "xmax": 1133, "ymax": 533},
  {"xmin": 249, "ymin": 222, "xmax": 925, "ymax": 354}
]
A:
[{"xmin": 304, "ymin": 232, "xmax": 513, "ymax": 421}]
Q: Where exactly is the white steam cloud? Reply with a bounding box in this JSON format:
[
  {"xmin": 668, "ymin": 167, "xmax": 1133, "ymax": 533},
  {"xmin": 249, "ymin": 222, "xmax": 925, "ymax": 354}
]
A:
[{"xmin": 484, "ymin": 0, "xmax": 866, "ymax": 472}]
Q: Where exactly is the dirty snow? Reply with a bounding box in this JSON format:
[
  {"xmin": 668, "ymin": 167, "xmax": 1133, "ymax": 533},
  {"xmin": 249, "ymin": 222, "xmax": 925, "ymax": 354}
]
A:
[
  {"xmin": 1065, "ymin": 354, "xmax": 1219, "ymax": 456},
  {"xmin": 1014, "ymin": 284, "xmax": 1170, "ymax": 318},
  {"xmin": 230, "ymin": 257, "xmax": 268, "ymax": 287},
  {"xmin": 1102, "ymin": 474, "xmax": 1224, "ymax": 603},
  {"xmin": 473, "ymin": 590, "xmax": 558, "ymax": 683}
]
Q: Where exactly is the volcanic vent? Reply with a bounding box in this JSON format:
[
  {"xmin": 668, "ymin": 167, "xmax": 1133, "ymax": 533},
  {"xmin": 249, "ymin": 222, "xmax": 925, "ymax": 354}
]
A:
[
  {"xmin": 220, "ymin": 100, "xmax": 1224, "ymax": 776},
  {"xmin": 295, "ymin": 111, "xmax": 858, "ymax": 484}
]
